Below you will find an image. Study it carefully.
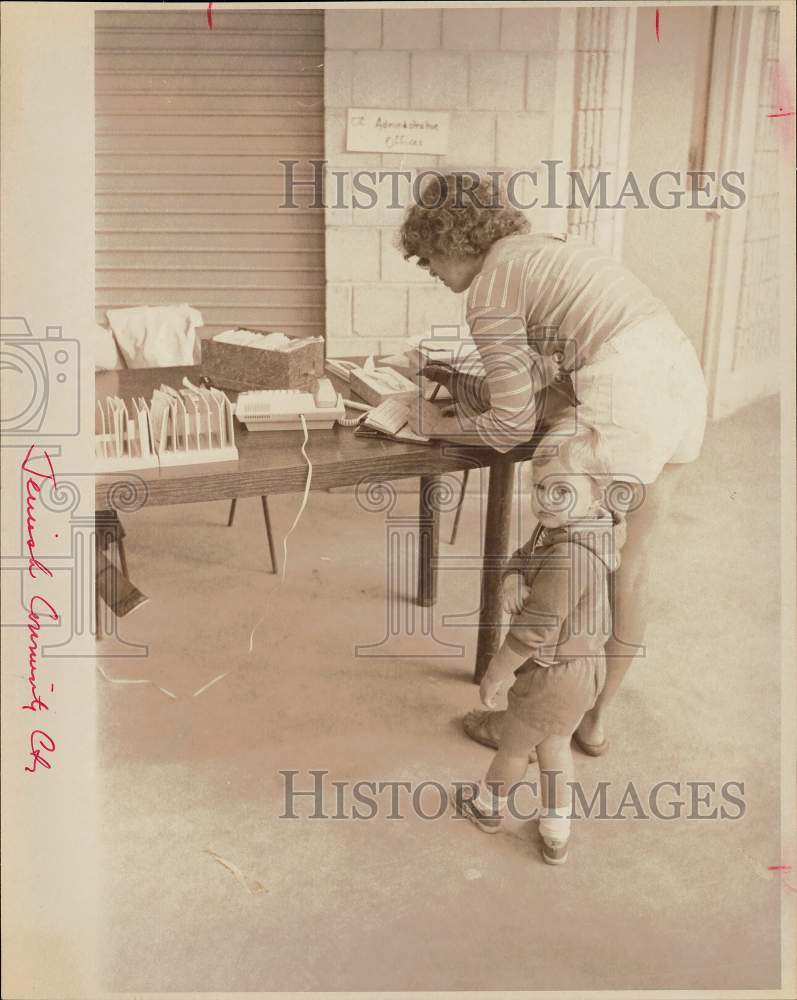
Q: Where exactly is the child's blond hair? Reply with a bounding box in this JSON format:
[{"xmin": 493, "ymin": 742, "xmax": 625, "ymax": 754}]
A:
[
  {"xmin": 534, "ymin": 425, "xmax": 646, "ymax": 521},
  {"xmin": 533, "ymin": 424, "xmax": 612, "ymax": 503}
]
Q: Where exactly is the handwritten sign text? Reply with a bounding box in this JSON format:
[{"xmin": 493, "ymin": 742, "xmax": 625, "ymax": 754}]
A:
[{"xmin": 346, "ymin": 109, "xmax": 450, "ymax": 155}]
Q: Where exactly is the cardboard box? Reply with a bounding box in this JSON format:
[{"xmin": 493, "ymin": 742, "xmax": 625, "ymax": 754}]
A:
[{"xmin": 201, "ymin": 329, "xmax": 325, "ymax": 392}]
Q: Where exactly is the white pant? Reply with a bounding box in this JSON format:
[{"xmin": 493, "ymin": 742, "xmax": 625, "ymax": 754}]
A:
[{"xmin": 543, "ymin": 320, "xmax": 708, "ymax": 485}]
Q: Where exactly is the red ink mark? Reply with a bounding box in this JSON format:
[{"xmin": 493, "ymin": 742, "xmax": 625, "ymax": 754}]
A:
[
  {"xmin": 768, "ymin": 64, "xmax": 796, "ymax": 145},
  {"xmin": 768, "ymin": 865, "xmax": 797, "ymax": 893},
  {"xmin": 655, "ymin": 8, "xmax": 660, "ymax": 42},
  {"xmin": 22, "ymin": 445, "xmax": 56, "ymax": 581},
  {"xmin": 23, "ymin": 595, "xmax": 58, "ymax": 713},
  {"xmin": 207, "ymin": 3, "xmax": 213, "ymax": 30},
  {"xmin": 25, "ymin": 730, "xmax": 55, "ymax": 773}
]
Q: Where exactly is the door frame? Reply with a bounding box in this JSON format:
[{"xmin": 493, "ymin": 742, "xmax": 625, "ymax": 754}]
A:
[{"xmin": 701, "ymin": 5, "xmax": 781, "ymax": 419}]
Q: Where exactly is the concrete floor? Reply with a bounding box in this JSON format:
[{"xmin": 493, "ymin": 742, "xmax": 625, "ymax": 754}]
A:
[{"xmin": 99, "ymin": 395, "xmax": 782, "ymax": 993}]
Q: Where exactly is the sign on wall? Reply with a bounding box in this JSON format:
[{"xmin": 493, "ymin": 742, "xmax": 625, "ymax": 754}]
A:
[{"xmin": 346, "ymin": 108, "xmax": 450, "ymax": 155}]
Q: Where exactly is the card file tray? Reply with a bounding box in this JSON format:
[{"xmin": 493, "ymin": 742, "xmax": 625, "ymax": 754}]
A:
[
  {"xmin": 95, "ymin": 395, "xmax": 159, "ymax": 473},
  {"xmin": 95, "ymin": 379, "xmax": 238, "ymax": 473}
]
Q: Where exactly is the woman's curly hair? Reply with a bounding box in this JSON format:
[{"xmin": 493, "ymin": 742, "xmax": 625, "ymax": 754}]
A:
[{"xmin": 397, "ymin": 172, "xmax": 530, "ymax": 263}]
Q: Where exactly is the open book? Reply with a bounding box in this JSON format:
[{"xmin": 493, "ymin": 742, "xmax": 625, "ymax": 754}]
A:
[{"xmin": 355, "ymin": 398, "xmax": 430, "ymax": 444}]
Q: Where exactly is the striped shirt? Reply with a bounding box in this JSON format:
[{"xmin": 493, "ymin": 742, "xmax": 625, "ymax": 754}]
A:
[{"xmin": 461, "ymin": 233, "xmax": 674, "ymax": 452}]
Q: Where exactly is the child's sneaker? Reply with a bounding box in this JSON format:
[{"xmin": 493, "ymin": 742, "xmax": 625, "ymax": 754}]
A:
[
  {"xmin": 541, "ymin": 837, "xmax": 569, "ymax": 865},
  {"xmin": 450, "ymin": 784, "xmax": 502, "ymax": 834}
]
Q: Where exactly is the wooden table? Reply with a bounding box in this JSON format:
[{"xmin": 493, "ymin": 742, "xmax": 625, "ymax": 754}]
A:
[{"xmin": 96, "ymin": 366, "xmax": 541, "ymax": 681}]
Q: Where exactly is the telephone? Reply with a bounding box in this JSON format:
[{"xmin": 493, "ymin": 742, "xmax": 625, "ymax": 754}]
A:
[{"xmin": 235, "ymin": 377, "xmax": 345, "ymax": 431}]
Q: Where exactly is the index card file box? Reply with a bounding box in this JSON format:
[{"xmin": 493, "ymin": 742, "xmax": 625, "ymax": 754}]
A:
[{"xmin": 201, "ymin": 328, "xmax": 325, "ymax": 392}]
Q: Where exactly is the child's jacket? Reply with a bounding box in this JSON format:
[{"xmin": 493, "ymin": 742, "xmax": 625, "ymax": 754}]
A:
[{"xmin": 502, "ymin": 515, "xmax": 626, "ymax": 666}]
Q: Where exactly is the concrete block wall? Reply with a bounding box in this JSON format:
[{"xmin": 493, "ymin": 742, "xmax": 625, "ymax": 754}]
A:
[
  {"xmin": 323, "ymin": 7, "xmax": 576, "ymax": 358},
  {"xmin": 567, "ymin": 7, "xmax": 636, "ymax": 253}
]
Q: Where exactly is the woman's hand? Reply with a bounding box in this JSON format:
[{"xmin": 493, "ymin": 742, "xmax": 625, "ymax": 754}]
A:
[
  {"xmin": 501, "ymin": 572, "xmax": 530, "ymax": 615},
  {"xmin": 419, "ymin": 362, "xmax": 456, "ymax": 394}
]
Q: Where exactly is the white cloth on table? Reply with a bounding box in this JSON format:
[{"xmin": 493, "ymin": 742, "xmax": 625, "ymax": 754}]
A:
[
  {"xmin": 93, "ymin": 323, "xmax": 125, "ymax": 371},
  {"xmin": 106, "ymin": 304, "xmax": 203, "ymax": 368}
]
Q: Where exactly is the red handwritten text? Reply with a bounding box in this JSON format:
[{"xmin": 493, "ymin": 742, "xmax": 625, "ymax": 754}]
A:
[
  {"xmin": 21, "ymin": 446, "xmax": 59, "ymax": 773},
  {"xmin": 22, "ymin": 444, "xmax": 57, "ymax": 581},
  {"xmin": 23, "ymin": 595, "xmax": 58, "ymax": 712},
  {"xmin": 25, "ymin": 730, "xmax": 56, "ymax": 773}
]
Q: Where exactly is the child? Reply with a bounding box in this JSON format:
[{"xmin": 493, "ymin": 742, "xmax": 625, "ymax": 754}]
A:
[{"xmin": 453, "ymin": 427, "xmax": 625, "ymax": 864}]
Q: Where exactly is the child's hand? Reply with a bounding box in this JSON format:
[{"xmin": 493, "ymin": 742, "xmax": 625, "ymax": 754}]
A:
[
  {"xmin": 479, "ymin": 665, "xmax": 511, "ymax": 710},
  {"xmin": 479, "ymin": 641, "xmax": 527, "ymax": 709},
  {"xmin": 501, "ymin": 572, "xmax": 529, "ymax": 615}
]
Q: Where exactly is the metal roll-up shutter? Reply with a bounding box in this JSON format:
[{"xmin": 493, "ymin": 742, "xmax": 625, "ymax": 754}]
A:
[{"xmin": 95, "ymin": 8, "xmax": 325, "ymax": 341}]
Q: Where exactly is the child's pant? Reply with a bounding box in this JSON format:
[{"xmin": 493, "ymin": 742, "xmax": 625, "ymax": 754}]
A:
[{"xmin": 502, "ymin": 653, "xmax": 607, "ymax": 751}]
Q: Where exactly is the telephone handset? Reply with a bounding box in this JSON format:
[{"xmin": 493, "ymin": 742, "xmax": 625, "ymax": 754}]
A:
[
  {"xmin": 235, "ymin": 377, "xmax": 345, "ymax": 431},
  {"xmin": 233, "ymin": 377, "xmax": 422, "ymax": 437}
]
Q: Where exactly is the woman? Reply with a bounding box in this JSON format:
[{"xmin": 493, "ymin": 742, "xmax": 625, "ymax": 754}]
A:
[{"xmin": 398, "ymin": 172, "xmax": 707, "ymax": 757}]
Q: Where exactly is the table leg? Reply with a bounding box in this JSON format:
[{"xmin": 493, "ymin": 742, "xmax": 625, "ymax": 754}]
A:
[
  {"xmin": 416, "ymin": 474, "xmax": 441, "ymax": 607},
  {"xmin": 94, "ymin": 525, "xmax": 103, "ymax": 635},
  {"xmin": 95, "ymin": 513, "xmax": 118, "ymax": 637},
  {"xmin": 261, "ymin": 495, "xmax": 279, "ymax": 575},
  {"xmin": 474, "ymin": 462, "xmax": 515, "ymax": 683}
]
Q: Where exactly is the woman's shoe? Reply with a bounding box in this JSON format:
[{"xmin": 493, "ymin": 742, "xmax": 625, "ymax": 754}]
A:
[
  {"xmin": 541, "ymin": 837, "xmax": 569, "ymax": 865},
  {"xmin": 573, "ymin": 730, "xmax": 609, "ymax": 757}
]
